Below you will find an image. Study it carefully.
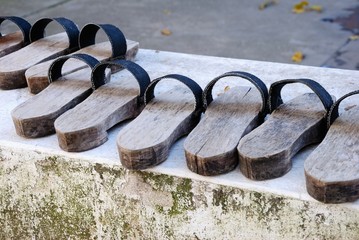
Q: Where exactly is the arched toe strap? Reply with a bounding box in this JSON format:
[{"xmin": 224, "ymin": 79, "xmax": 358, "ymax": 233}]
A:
[
  {"xmin": 269, "ymin": 79, "xmax": 333, "ymax": 115},
  {"xmin": 0, "ymin": 16, "xmax": 31, "ymax": 44},
  {"xmin": 48, "ymin": 53, "xmax": 100, "ymax": 88},
  {"xmin": 91, "ymin": 59, "xmax": 151, "ymax": 97},
  {"xmin": 203, "ymin": 71, "xmax": 268, "ymax": 117},
  {"xmin": 145, "ymin": 74, "xmax": 204, "ymax": 114},
  {"xmin": 79, "ymin": 23, "xmax": 127, "ymax": 58},
  {"xmin": 30, "ymin": 17, "xmax": 79, "ymax": 50},
  {"xmin": 327, "ymin": 90, "xmax": 359, "ymax": 129}
]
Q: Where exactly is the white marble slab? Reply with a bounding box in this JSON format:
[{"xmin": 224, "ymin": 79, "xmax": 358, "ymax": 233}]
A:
[{"xmin": 1, "ymin": 49, "xmax": 359, "ymax": 209}]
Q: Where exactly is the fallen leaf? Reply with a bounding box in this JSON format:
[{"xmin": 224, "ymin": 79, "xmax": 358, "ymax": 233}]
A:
[
  {"xmin": 292, "ymin": 51, "xmax": 304, "ymax": 63},
  {"xmin": 293, "ymin": 1, "xmax": 323, "ymax": 14},
  {"xmin": 292, "ymin": 1, "xmax": 309, "ymax": 14},
  {"xmin": 224, "ymin": 86, "xmax": 231, "ymax": 92},
  {"xmin": 217, "ymin": 86, "xmax": 231, "ymax": 96},
  {"xmin": 308, "ymin": 5, "xmax": 323, "ymax": 12},
  {"xmin": 349, "ymin": 35, "xmax": 359, "ymax": 41},
  {"xmin": 161, "ymin": 28, "xmax": 172, "ymax": 36},
  {"xmin": 259, "ymin": 0, "xmax": 278, "ymax": 10}
]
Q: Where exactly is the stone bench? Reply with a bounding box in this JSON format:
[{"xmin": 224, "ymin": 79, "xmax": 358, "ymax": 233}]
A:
[{"xmin": 0, "ymin": 49, "xmax": 358, "ymax": 239}]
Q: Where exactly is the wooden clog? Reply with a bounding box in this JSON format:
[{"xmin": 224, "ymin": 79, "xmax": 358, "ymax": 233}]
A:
[
  {"xmin": 184, "ymin": 71, "xmax": 268, "ymax": 176},
  {"xmin": 305, "ymin": 90, "xmax": 359, "ymax": 203},
  {"xmin": 0, "ymin": 17, "xmax": 79, "ymax": 90},
  {"xmin": 117, "ymin": 74, "xmax": 203, "ymax": 170},
  {"xmin": 0, "ymin": 16, "xmax": 31, "ymax": 57},
  {"xmin": 25, "ymin": 23, "xmax": 139, "ymax": 94},
  {"xmin": 11, "ymin": 54, "xmax": 102, "ymax": 138},
  {"xmin": 54, "ymin": 60, "xmax": 151, "ymax": 152},
  {"xmin": 237, "ymin": 79, "xmax": 334, "ymax": 180}
]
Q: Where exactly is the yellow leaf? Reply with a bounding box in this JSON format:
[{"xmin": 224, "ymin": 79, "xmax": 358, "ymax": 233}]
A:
[
  {"xmin": 259, "ymin": 0, "xmax": 278, "ymax": 10},
  {"xmin": 292, "ymin": 51, "xmax": 304, "ymax": 63},
  {"xmin": 224, "ymin": 86, "xmax": 231, "ymax": 92},
  {"xmin": 293, "ymin": 1, "xmax": 323, "ymax": 14},
  {"xmin": 217, "ymin": 86, "xmax": 231, "ymax": 96},
  {"xmin": 349, "ymin": 35, "xmax": 359, "ymax": 41},
  {"xmin": 301, "ymin": 0, "xmax": 309, "ymax": 5},
  {"xmin": 292, "ymin": 1, "xmax": 309, "ymax": 14},
  {"xmin": 161, "ymin": 28, "xmax": 172, "ymax": 36},
  {"xmin": 309, "ymin": 5, "xmax": 323, "ymax": 12},
  {"xmin": 293, "ymin": 8, "xmax": 305, "ymax": 14}
]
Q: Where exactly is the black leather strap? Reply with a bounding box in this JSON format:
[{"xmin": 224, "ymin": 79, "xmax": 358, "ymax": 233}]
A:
[
  {"xmin": 203, "ymin": 71, "xmax": 268, "ymax": 116},
  {"xmin": 79, "ymin": 23, "xmax": 127, "ymax": 58},
  {"xmin": 0, "ymin": 16, "xmax": 31, "ymax": 44},
  {"xmin": 145, "ymin": 74, "xmax": 204, "ymax": 113},
  {"xmin": 30, "ymin": 17, "xmax": 79, "ymax": 50},
  {"xmin": 91, "ymin": 59, "xmax": 151, "ymax": 96},
  {"xmin": 327, "ymin": 90, "xmax": 359, "ymax": 128},
  {"xmin": 48, "ymin": 53, "xmax": 99, "ymax": 88},
  {"xmin": 269, "ymin": 79, "xmax": 333, "ymax": 114}
]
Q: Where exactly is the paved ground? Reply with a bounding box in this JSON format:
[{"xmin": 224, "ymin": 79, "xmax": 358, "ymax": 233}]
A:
[{"xmin": 0, "ymin": 0, "xmax": 358, "ymax": 70}]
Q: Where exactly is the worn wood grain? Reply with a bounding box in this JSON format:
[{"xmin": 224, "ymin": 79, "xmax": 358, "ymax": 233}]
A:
[
  {"xmin": 237, "ymin": 93, "xmax": 328, "ymax": 180},
  {"xmin": 117, "ymin": 86, "xmax": 200, "ymax": 170},
  {"xmin": 54, "ymin": 76, "xmax": 142, "ymax": 152},
  {"xmin": 25, "ymin": 39, "xmax": 139, "ymax": 94},
  {"xmin": 11, "ymin": 68, "xmax": 96, "ymax": 138},
  {"xmin": 0, "ymin": 32, "xmax": 73, "ymax": 90},
  {"xmin": 184, "ymin": 86, "xmax": 262, "ymax": 176},
  {"xmin": 0, "ymin": 31, "xmax": 25, "ymax": 57},
  {"xmin": 304, "ymin": 106, "xmax": 359, "ymax": 203}
]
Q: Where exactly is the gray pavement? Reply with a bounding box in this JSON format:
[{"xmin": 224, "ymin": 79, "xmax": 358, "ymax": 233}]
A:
[{"xmin": 0, "ymin": 0, "xmax": 358, "ymax": 70}]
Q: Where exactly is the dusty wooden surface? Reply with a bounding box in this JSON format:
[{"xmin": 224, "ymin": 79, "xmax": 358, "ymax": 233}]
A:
[
  {"xmin": 55, "ymin": 76, "xmax": 142, "ymax": 152},
  {"xmin": 238, "ymin": 93, "xmax": 328, "ymax": 181},
  {"xmin": 184, "ymin": 86, "xmax": 262, "ymax": 176},
  {"xmin": 118, "ymin": 86, "xmax": 200, "ymax": 170},
  {"xmin": 0, "ymin": 33, "xmax": 72, "ymax": 90},
  {"xmin": 25, "ymin": 39, "xmax": 139, "ymax": 94},
  {"xmin": 305, "ymin": 105, "xmax": 359, "ymax": 203},
  {"xmin": 0, "ymin": 31, "xmax": 24, "ymax": 57},
  {"xmin": 11, "ymin": 68, "xmax": 94, "ymax": 138}
]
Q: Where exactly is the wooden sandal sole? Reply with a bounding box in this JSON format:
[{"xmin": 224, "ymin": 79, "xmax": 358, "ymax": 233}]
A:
[
  {"xmin": 237, "ymin": 79, "xmax": 334, "ymax": 180},
  {"xmin": 54, "ymin": 60, "xmax": 151, "ymax": 152},
  {"xmin": 0, "ymin": 33, "xmax": 71, "ymax": 89},
  {"xmin": 117, "ymin": 74, "xmax": 203, "ymax": 170},
  {"xmin": 11, "ymin": 54, "xmax": 101, "ymax": 138},
  {"xmin": 238, "ymin": 93, "xmax": 328, "ymax": 180},
  {"xmin": 0, "ymin": 16, "xmax": 31, "ymax": 57},
  {"xmin": 184, "ymin": 71, "xmax": 268, "ymax": 176},
  {"xmin": 185, "ymin": 86, "xmax": 262, "ymax": 175},
  {"xmin": 25, "ymin": 40, "xmax": 138, "ymax": 94},
  {"xmin": 0, "ymin": 17, "xmax": 79, "ymax": 90},
  {"xmin": 305, "ymin": 91, "xmax": 359, "ymax": 203},
  {"xmin": 0, "ymin": 31, "xmax": 25, "ymax": 57},
  {"xmin": 25, "ymin": 23, "xmax": 139, "ymax": 94}
]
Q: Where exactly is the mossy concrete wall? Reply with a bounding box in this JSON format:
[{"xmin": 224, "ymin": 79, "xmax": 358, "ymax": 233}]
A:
[{"xmin": 0, "ymin": 145, "xmax": 358, "ymax": 239}]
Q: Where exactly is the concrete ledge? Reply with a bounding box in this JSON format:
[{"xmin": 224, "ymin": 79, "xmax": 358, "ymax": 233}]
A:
[{"xmin": 1, "ymin": 49, "xmax": 359, "ymax": 239}]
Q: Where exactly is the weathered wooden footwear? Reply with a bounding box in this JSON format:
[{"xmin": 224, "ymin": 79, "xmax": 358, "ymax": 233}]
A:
[
  {"xmin": 25, "ymin": 23, "xmax": 139, "ymax": 94},
  {"xmin": 54, "ymin": 60, "xmax": 151, "ymax": 152},
  {"xmin": 237, "ymin": 79, "xmax": 334, "ymax": 180},
  {"xmin": 0, "ymin": 17, "xmax": 79, "ymax": 90},
  {"xmin": 0, "ymin": 16, "xmax": 31, "ymax": 57},
  {"xmin": 117, "ymin": 74, "xmax": 203, "ymax": 170},
  {"xmin": 184, "ymin": 71, "xmax": 268, "ymax": 176},
  {"xmin": 11, "ymin": 54, "xmax": 101, "ymax": 138},
  {"xmin": 305, "ymin": 90, "xmax": 359, "ymax": 203}
]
